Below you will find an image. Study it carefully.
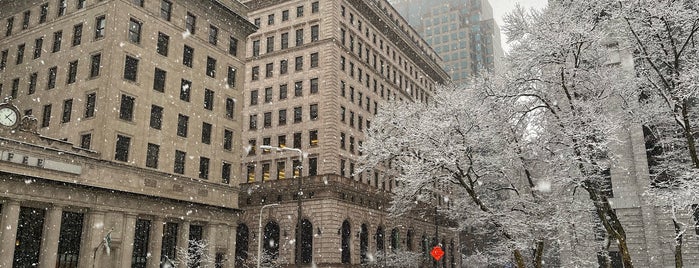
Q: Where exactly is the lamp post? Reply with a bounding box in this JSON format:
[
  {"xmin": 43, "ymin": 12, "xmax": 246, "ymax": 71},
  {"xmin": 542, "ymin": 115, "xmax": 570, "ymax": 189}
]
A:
[
  {"xmin": 259, "ymin": 145, "xmax": 305, "ymax": 267},
  {"xmin": 257, "ymin": 203, "xmax": 279, "ymax": 268}
]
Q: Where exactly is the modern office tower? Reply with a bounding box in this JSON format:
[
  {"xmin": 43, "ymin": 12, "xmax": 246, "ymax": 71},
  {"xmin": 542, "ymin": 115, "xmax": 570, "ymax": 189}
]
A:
[
  {"xmin": 0, "ymin": 0, "xmax": 255, "ymax": 267},
  {"xmin": 392, "ymin": 0, "xmax": 504, "ymax": 83},
  {"xmin": 237, "ymin": 0, "xmax": 459, "ymax": 267}
]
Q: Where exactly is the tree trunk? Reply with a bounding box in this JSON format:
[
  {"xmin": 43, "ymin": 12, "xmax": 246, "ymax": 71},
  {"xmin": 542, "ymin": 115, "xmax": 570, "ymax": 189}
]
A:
[
  {"xmin": 514, "ymin": 249, "xmax": 526, "ymax": 268},
  {"xmin": 586, "ymin": 186, "xmax": 634, "ymax": 268},
  {"xmin": 674, "ymin": 218, "xmax": 683, "ymax": 268},
  {"xmin": 680, "ymin": 102, "xmax": 699, "ymax": 169},
  {"xmin": 533, "ymin": 241, "xmax": 544, "ymax": 268}
]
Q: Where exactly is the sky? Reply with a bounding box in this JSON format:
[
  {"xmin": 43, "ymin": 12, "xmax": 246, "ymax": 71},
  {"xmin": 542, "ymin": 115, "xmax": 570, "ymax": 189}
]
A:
[{"xmin": 490, "ymin": 0, "xmax": 549, "ymax": 52}]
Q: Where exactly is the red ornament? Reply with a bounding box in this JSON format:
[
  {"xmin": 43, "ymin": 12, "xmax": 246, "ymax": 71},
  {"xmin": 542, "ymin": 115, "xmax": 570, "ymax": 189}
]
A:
[{"xmin": 430, "ymin": 246, "xmax": 444, "ymax": 261}]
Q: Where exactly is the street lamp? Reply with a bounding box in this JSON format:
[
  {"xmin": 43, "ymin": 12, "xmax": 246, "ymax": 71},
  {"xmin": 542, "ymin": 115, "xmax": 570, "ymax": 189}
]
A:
[
  {"xmin": 257, "ymin": 203, "xmax": 279, "ymax": 268},
  {"xmin": 259, "ymin": 145, "xmax": 305, "ymax": 267}
]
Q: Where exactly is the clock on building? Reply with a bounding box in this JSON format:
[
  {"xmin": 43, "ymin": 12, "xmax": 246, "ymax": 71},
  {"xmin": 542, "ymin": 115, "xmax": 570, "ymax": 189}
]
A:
[{"xmin": 0, "ymin": 104, "xmax": 20, "ymax": 128}]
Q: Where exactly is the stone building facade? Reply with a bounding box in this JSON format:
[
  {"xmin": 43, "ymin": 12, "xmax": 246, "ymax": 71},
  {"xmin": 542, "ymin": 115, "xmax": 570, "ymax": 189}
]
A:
[{"xmin": 237, "ymin": 0, "xmax": 459, "ymax": 267}]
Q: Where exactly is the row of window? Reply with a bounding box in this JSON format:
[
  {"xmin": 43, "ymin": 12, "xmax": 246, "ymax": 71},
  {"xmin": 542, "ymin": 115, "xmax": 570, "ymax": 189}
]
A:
[
  {"xmin": 247, "ymin": 130, "xmax": 319, "ymax": 158},
  {"xmin": 248, "ymin": 104, "xmax": 318, "ymax": 130},
  {"xmin": 251, "ymin": 25, "xmax": 319, "ymax": 57},
  {"xmin": 251, "ymin": 52, "xmax": 319, "ymax": 81},
  {"xmin": 340, "ymin": 107, "xmax": 371, "ymax": 133},
  {"xmin": 252, "ymin": 1, "xmax": 320, "ymax": 28},
  {"xmin": 20, "ymin": 92, "xmax": 96, "ymax": 130},
  {"xmin": 245, "ymin": 155, "xmax": 317, "ymax": 182},
  {"xmin": 250, "ymin": 78, "xmax": 318, "ymax": 106},
  {"xmin": 3, "ymin": 0, "xmax": 95, "ymax": 38},
  {"xmin": 340, "ymin": 80, "xmax": 379, "ymax": 115}
]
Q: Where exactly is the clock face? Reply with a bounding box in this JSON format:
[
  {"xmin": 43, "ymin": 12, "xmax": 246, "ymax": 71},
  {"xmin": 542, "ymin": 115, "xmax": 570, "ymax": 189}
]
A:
[{"xmin": 0, "ymin": 107, "xmax": 18, "ymax": 127}]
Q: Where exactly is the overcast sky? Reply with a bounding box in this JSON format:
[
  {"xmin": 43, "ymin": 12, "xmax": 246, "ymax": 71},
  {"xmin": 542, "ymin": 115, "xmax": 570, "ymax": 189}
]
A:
[{"xmin": 490, "ymin": 0, "xmax": 548, "ymax": 52}]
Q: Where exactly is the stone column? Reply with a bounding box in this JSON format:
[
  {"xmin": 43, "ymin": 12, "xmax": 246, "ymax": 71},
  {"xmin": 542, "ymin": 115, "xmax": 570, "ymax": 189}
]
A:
[
  {"xmin": 0, "ymin": 200, "xmax": 21, "ymax": 268},
  {"xmin": 147, "ymin": 217, "xmax": 163, "ymax": 268},
  {"xmin": 225, "ymin": 225, "xmax": 236, "ymax": 268},
  {"xmin": 204, "ymin": 224, "xmax": 218, "ymax": 268},
  {"xmin": 39, "ymin": 205, "xmax": 63, "ymax": 268},
  {"xmin": 176, "ymin": 221, "xmax": 190, "ymax": 268},
  {"xmin": 118, "ymin": 213, "xmax": 137, "ymax": 268},
  {"xmin": 78, "ymin": 210, "xmax": 105, "ymax": 268}
]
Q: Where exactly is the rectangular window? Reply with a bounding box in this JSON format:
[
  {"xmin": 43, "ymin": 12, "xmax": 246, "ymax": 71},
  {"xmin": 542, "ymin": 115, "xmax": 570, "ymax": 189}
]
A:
[
  {"xmin": 309, "ymin": 157, "xmax": 317, "ymax": 176},
  {"xmin": 309, "ymin": 130, "xmax": 318, "ymax": 147},
  {"xmin": 340, "ymin": 106, "xmax": 345, "ymax": 122},
  {"xmin": 67, "ymin": 60, "xmax": 78, "ymax": 84},
  {"xmin": 293, "ymin": 106, "xmax": 302, "ymax": 123},
  {"xmin": 264, "ymin": 87, "xmax": 273, "ymax": 103},
  {"xmin": 202, "ymin": 122, "xmax": 212, "ymax": 144},
  {"xmin": 295, "ymin": 29, "xmax": 303, "ymax": 46},
  {"xmin": 180, "ymin": 79, "xmax": 191, "ymax": 102},
  {"xmin": 204, "ymin": 88, "xmax": 214, "ymax": 110},
  {"xmin": 229, "ymin": 36, "xmax": 238, "ymax": 56},
  {"xmin": 225, "ymin": 98, "xmax": 235, "ymax": 119},
  {"xmin": 58, "ymin": 0, "xmax": 66, "ymax": 16},
  {"xmin": 132, "ymin": 0, "xmax": 144, "ymax": 7},
  {"xmin": 40, "ymin": 4, "xmax": 48, "ymax": 23},
  {"xmin": 206, "ymin": 56, "xmax": 216, "ymax": 77},
  {"xmin": 72, "ymin": 23, "xmax": 82, "ymax": 46},
  {"xmin": 278, "ymin": 135, "xmax": 286, "ymax": 148},
  {"xmin": 153, "ymin": 68, "xmax": 166, "ymax": 92},
  {"xmin": 349, "ymin": 136, "xmax": 355, "ymax": 153},
  {"xmin": 157, "ymin": 32, "xmax": 169, "ymax": 56},
  {"xmin": 223, "ymin": 129, "xmax": 233, "ymax": 150},
  {"xmin": 28, "ymin": 72, "xmax": 37, "ymax": 95},
  {"xmin": 253, "ymin": 18, "xmax": 260, "ymax": 27},
  {"xmin": 249, "ymin": 114, "xmax": 257, "ymax": 130},
  {"xmin": 22, "ymin": 11, "xmax": 30, "ymax": 30},
  {"xmin": 16, "ymin": 44, "xmax": 25, "ymax": 65},
  {"xmin": 310, "ymin": 78, "xmax": 318, "ymax": 94},
  {"xmin": 340, "ymin": 56, "xmax": 345, "ymax": 70},
  {"xmin": 183, "ymin": 45, "xmax": 194, "ymax": 67},
  {"xmin": 251, "ymin": 66, "xmax": 259, "ymax": 81},
  {"xmin": 149, "ymin": 105, "xmax": 163, "ymax": 130},
  {"xmin": 310, "ymin": 52, "xmax": 318, "ymax": 68},
  {"xmin": 247, "ymin": 164, "xmax": 255, "ymax": 182},
  {"xmin": 52, "ymin": 31, "xmax": 62, "ymax": 52},
  {"xmin": 349, "ymin": 111, "xmax": 354, "ymax": 127},
  {"xmin": 185, "ymin": 12, "xmax": 196, "ymax": 34},
  {"xmin": 250, "ymin": 90, "xmax": 258, "ymax": 105},
  {"xmin": 84, "ymin": 92, "xmax": 96, "ymax": 118},
  {"xmin": 123, "ymin": 56, "xmax": 138, "ymax": 81},
  {"xmin": 90, "ymin": 53, "xmax": 101, "ymax": 78},
  {"xmin": 268, "ymin": 14, "xmax": 275, "ymax": 25},
  {"xmin": 209, "ymin": 25, "xmax": 218, "ymax": 45},
  {"xmin": 265, "ymin": 63, "xmax": 273, "ymax": 78},
  {"xmin": 294, "ymin": 81, "xmax": 303, "ymax": 97},
  {"xmin": 278, "ymin": 109, "xmax": 287, "ymax": 126},
  {"xmin": 95, "ymin": 15, "xmax": 106, "ymax": 39},
  {"xmin": 263, "ymin": 112, "xmax": 272, "ymax": 128},
  {"xmin": 277, "ymin": 161, "xmax": 285, "ymax": 179},
  {"xmin": 340, "ymin": 132, "xmax": 346, "ymax": 149},
  {"xmin": 174, "ymin": 150, "xmax": 186, "ymax": 174},
  {"xmin": 280, "ymin": 59, "xmax": 288, "ymax": 74},
  {"xmin": 248, "ymin": 139, "xmax": 256, "ymax": 155},
  {"xmin": 293, "ymin": 132, "xmax": 302, "ymax": 149},
  {"xmin": 115, "ymin": 135, "xmax": 131, "ymax": 161},
  {"xmin": 312, "ymin": 1, "xmax": 319, "ymax": 13},
  {"xmin": 0, "ymin": 50, "xmax": 7, "ymax": 70},
  {"xmin": 146, "ymin": 143, "xmax": 160, "ymax": 168},
  {"xmin": 77, "ymin": 0, "xmax": 85, "ymax": 9},
  {"xmin": 177, "ymin": 114, "xmax": 189, "ymax": 137},
  {"xmin": 279, "ymin": 84, "xmax": 288, "ymax": 99},
  {"xmin": 252, "ymin": 40, "xmax": 260, "ymax": 56},
  {"xmin": 266, "ymin": 36, "xmax": 274, "ymax": 53},
  {"xmin": 311, "ymin": 25, "xmax": 319, "ymax": 42},
  {"xmin": 119, "ymin": 94, "xmax": 135, "ymax": 121},
  {"xmin": 310, "ymin": 104, "xmax": 318, "ymax": 120},
  {"xmin": 61, "ymin": 99, "xmax": 72, "ymax": 123},
  {"xmin": 296, "ymin": 5, "xmax": 304, "ymax": 17},
  {"xmin": 199, "ymin": 157, "xmax": 210, "ymax": 179},
  {"xmin": 340, "ymin": 159, "xmax": 346, "ymax": 177},
  {"xmin": 262, "ymin": 163, "xmax": 270, "ymax": 181},
  {"xmin": 11, "ymin": 78, "xmax": 19, "ymax": 99},
  {"xmin": 14, "ymin": 207, "xmax": 45, "ymax": 268},
  {"xmin": 41, "ymin": 104, "xmax": 51, "ymax": 127},
  {"xmin": 295, "ymin": 56, "xmax": 303, "ymax": 71},
  {"xmin": 227, "ymin": 67, "xmax": 236, "ymax": 88},
  {"xmin": 33, "ymin": 37, "xmax": 43, "ymax": 59},
  {"xmin": 282, "ymin": 10, "xmax": 289, "ymax": 21},
  {"xmin": 281, "ymin": 32, "xmax": 289, "ymax": 49},
  {"xmin": 160, "ymin": 0, "xmax": 172, "ymax": 20},
  {"xmin": 132, "ymin": 219, "xmax": 150, "ymax": 267},
  {"xmin": 80, "ymin": 133, "xmax": 91, "ymax": 149},
  {"xmin": 5, "ymin": 17, "xmax": 13, "ymax": 37}
]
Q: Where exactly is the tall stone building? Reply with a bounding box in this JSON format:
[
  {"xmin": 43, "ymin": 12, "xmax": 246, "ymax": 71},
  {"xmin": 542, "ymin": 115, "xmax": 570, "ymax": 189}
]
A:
[
  {"xmin": 0, "ymin": 0, "xmax": 255, "ymax": 267},
  {"xmin": 391, "ymin": 0, "xmax": 503, "ymax": 83},
  {"xmin": 237, "ymin": 0, "xmax": 460, "ymax": 267}
]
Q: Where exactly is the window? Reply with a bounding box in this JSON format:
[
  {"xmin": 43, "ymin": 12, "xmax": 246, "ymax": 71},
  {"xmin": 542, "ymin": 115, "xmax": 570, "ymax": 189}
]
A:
[
  {"xmin": 310, "ymin": 104, "xmax": 318, "ymax": 120},
  {"xmin": 293, "ymin": 132, "xmax": 302, "ymax": 149},
  {"xmin": 161, "ymin": 0, "xmax": 172, "ymax": 21},
  {"xmin": 279, "ymin": 84, "xmax": 288, "ymax": 99},
  {"xmin": 174, "ymin": 150, "xmax": 186, "ymax": 174},
  {"xmin": 265, "ymin": 63, "xmax": 273, "ymax": 78},
  {"xmin": 202, "ymin": 122, "xmax": 212, "ymax": 144},
  {"xmin": 199, "ymin": 157, "xmax": 210, "ymax": 179},
  {"xmin": 41, "ymin": 104, "xmax": 51, "ymax": 127},
  {"xmin": 277, "ymin": 160, "xmax": 285, "ymax": 179},
  {"xmin": 209, "ymin": 25, "xmax": 218, "ymax": 45},
  {"xmin": 340, "ymin": 106, "xmax": 345, "ymax": 122},
  {"xmin": 52, "ymin": 31, "xmax": 62, "ymax": 52},
  {"xmin": 294, "ymin": 81, "xmax": 303, "ymax": 97},
  {"xmin": 227, "ymin": 67, "xmax": 236, "ymax": 88},
  {"xmin": 252, "ymin": 66, "xmax": 259, "ymax": 81},
  {"xmin": 280, "ymin": 59, "xmax": 288, "ymax": 74},
  {"xmin": 340, "ymin": 56, "xmax": 345, "ymax": 70},
  {"xmin": 204, "ymin": 89, "xmax": 214, "ymax": 110},
  {"xmin": 278, "ymin": 135, "xmax": 286, "ymax": 148},
  {"xmin": 72, "ymin": 23, "xmax": 83, "ymax": 46},
  {"xmin": 296, "ymin": 5, "xmax": 304, "ymax": 17},
  {"xmin": 180, "ymin": 79, "xmax": 191, "ymax": 101},
  {"xmin": 278, "ymin": 109, "xmax": 286, "ymax": 125},
  {"xmin": 268, "ymin": 14, "xmax": 275, "ymax": 25},
  {"xmin": 312, "ymin": 1, "xmax": 319, "ymax": 13},
  {"xmin": 132, "ymin": 0, "xmax": 144, "ymax": 7},
  {"xmin": 281, "ymin": 32, "xmax": 289, "ymax": 49},
  {"xmin": 249, "ymin": 114, "xmax": 257, "ymax": 130},
  {"xmin": 253, "ymin": 18, "xmax": 260, "ymax": 27},
  {"xmin": 58, "ymin": 0, "xmax": 66, "ymax": 16},
  {"xmin": 248, "ymin": 139, "xmax": 256, "ymax": 155},
  {"xmin": 40, "ymin": 4, "xmax": 48, "ymax": 23},
  {"xmin": 206, "ymin": 56, "xmax": 217, "ymax": 77},
  {"xmin": 311, "ymin": 25, "xmax": 319, "ymax": 42},
  {"xmin": 250, "ymin": 90, "xmax": 258, "ymax": 105},
  {"xmin": 67, "ymin": 60, "xmax": 78, "ymax": 84},
  {"xmin": 340, "ymin": 132, "xmax": 346, "ymax": 149},
  {"xmin": 33, "ymin": 37, "xmax": 43, "ymax": 59},
  {"xmin": 295, "ymin": 29, "xmax": 303, "ymax": 46},
  {"xmin": 132, "ymin": 219, "xmax": 150, "ymax": 267},
  {"xmin": 349, "ymin": 111, "xmax": 354, "ymax": 127},
  {"xmin": 84, "ymin": 92, "xmax": 96, "ymax": 118},
  {"xmin": 61, "ymin": 99, "xmax": 72, "ymax": 123},
  {"xmin": 150, "ymin": 105, "xmax": 163, "ymax": 129},
  {"xmin": 295, "ymin": 56, "xmax": 303, "ymax": 71},
  {"xmin": 252, "ymin": 40, "xmax": 260, "ymax": 56},
  {"xmin": 90, "ymin": 53, "xmax": 101, "ymax": 78},
  {"xmin": 183, "ymin": 45, "xmax": 194, "ymax": 67},
  {"xmin": 282, "ymin": 10, "xmax": 289, "ymax": 21},
  {"xmin": 265, "ymin": 87, "xmax": 273, "ymax": 103},
  {"xmin": 349, "ymin": 136, "xmax": 355, "ymax": 153},
  {"xmin": 263, "ymin": 112, "xmax": 272, "ymax": 128},
  {"xmin": 77, "ymin": 0, "xmax": 86, "ymax": 9},
  {"xmin": 177, "ymin": 114, "xmax": 189, "ymax": 137},
  {"xmin": 11, "ymin": 78, "xmax": 19, "ymax": 99},
  {"xmin": 5, "ymin": 17, "xmax": 13, "ymax": 37},
  {"xmin": 229, "ymin": 36, "xmax": 238, "ymax": 56},
  {"xmin": 222, "ymin": 162, "xmax": 232, "ymax": 184},
  {"xmin": 225, "ymin": 98, "xmax": 235, "ymax": 119},
  {"xmin": 119, "ymin": 94, "xmax": 135, "ymax": 121},
  {"xmin": 266, "ymin": 36, "xmax": 274, "ymax": 53},
  {"xmin": 124, "ymin": 56, "xmax": 138, "ymax": 81},
  {"xmin": 16, "ymin": 44, "xmax": 25, "ymax": 65},
  {"xmin": 185, "ymin": 12, "xmax": 196, "ymax": 34},
  {"xmin": 0, "ymin": 50, "xmax": 7, "ymax": 70},
  {"xmin": 309, "ymin": 130, "xmax": 318, "ymax": 147},
  {"xmin": 224, "ymin": 129, "xmax": 233, "ymax": 150},
  {"xmin": 310, "ymin": 78, "xmax": 318, "ymax": 94},
  {"xmin": 22, "ymin": 11, "xmax": 30, "ymax": 30},
  {"xmin": 309, "ymin": 157, "xmax": 317, "ymax": 176},
  {"xmin": 145, "ymin": 143, "xmax": 159, "ymax": 168},
  {"xmin": 28, "ymin": 72, "xmax": 37, "ymax": 95},
  {"xmin": 80, "ymin": 133, "xmax": 91, "ymax": 149},
  {"xmin": 95, "ymin": 16, "xmax": 106, "ymax": 39},
  {"xmin": 153, "ymin": 68, "xmax": 166, "ymax": 92},
  {"xmin": 310, "ymin": 53, "xmax": 318, "ymax": 68},
  {"xmin": 293, "ymin": 106, "xmax": 302, "ymax": 123},
  {"xmin": 157, "ymin": 32, "xmax": 169, "ymax": 56},
  {"xmin": 115, "ymin": 135, "xmax": 131, "ymax": 162}
]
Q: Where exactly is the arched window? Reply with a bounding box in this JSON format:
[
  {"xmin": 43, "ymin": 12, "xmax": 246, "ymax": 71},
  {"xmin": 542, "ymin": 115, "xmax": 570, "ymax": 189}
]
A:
[
  {"xmin": 235, "ymin": 224, "xmax": 249, "ymax": 267},
  {"xmin": 390, "ymin": 228, "xmax": 400, "ymax": 252},
  {"xmin": 263, "ymin": 221, "xmax": 280, "ymax": 260},
  {"xmin": 360, "ymin": 224, "xmax": 369, "ymax": 264},
  {"xmin": 341, "ymin": 220, "xmax": 351, "ymax": 263},
  {"xmin": 295, "ymin": 219, "xmax": 313, "ymax": 264},
  {"xmin": 406, "ymin": 229, "xmax": 414, "ymax": 251},
  {"xmin": 376, "ymin": 226, "xmax": 385, "ymax": 252}
]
